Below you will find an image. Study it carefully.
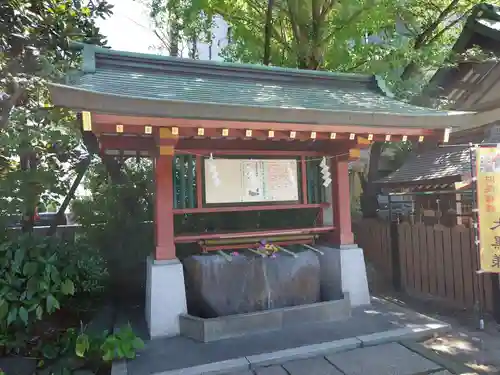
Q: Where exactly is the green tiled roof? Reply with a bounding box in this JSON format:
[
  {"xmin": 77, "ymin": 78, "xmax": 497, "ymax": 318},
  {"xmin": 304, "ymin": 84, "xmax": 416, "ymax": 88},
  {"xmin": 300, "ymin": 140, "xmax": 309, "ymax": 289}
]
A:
[
  {"xmin": 48, "ymin": 43, "xmax": 483, "ymax": 130},
  {"xmin": 66, "ymin": 44, "xmax": 449, "ymax": 116}
]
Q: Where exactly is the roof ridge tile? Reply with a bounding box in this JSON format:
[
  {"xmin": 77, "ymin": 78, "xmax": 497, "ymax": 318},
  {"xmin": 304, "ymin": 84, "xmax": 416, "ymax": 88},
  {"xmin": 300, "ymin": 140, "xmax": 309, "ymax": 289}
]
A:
[{"xmin": 73, "ymin": 42, "xmax": 380, "ymax": 88}]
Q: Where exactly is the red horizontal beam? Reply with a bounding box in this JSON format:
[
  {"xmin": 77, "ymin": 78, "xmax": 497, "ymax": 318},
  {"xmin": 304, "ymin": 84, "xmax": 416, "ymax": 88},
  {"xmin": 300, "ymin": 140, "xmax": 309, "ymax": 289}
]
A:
[
  {"xmin": 94, "ymin": 122, "xmax": 420, "ymax": 144},
  {"xmin": 94, "ymin": 122, "xmax": 407, "ymax": 143},
  {"xmin": 173, "ymin": 203, "xmax": 328, "ymax": 215},
  {"xmin": 176, "ymin": 149, "xmax": 328, "ymax": 157},
  {"xmin": 97, "ymin": 134, "xmax": 354, "ymax": 155},
  {"xmin": 175, "ymin": 138, "xmax": 350, "ymax": 154},
  {"xmin": 98, "ymin": 135, "xmax": 155, "ymax": 151},
  {"xmin": 93, "ymin": 113, "xmax": 441, "ymax": 137},
  {"xmin": 174, "ymin": 225, "xmax": 335, "ymax": 243}
]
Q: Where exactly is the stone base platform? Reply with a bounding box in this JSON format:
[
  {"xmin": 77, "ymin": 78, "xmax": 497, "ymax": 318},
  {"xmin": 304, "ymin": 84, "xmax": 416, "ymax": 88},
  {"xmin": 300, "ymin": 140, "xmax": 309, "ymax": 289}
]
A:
[
  {"xmin": 113, "ymin": 298, "xmax": 451, "ymax": 375},
  {"xmin": 180, "ymin": 295, "xmax": 350, "ymax": 342}
]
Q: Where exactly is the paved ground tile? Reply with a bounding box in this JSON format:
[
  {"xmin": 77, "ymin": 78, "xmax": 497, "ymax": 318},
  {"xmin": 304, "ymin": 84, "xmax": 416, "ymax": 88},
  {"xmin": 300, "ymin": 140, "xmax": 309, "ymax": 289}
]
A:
[
  {"xmin": 282, "ymin": 357, "xmax": 344, "ymax": 375},
  {"xmin": 253, "ymin": 365, "xmax": 288, "ymax": 375},
  {"xmin": 326, "ymin": 343, "xmax": 442, "ymax": 375}
]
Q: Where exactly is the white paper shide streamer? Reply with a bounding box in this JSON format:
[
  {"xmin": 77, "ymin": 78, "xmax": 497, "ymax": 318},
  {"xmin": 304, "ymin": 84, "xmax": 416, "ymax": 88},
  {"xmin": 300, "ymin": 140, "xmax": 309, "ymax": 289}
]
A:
[
  {"xmin": 320, "ymin": 157, "xmax": 331, "ymax": 187},
  {"xmin": 208, "ymin": 153, "xmax": 221, "ymax": 187}
]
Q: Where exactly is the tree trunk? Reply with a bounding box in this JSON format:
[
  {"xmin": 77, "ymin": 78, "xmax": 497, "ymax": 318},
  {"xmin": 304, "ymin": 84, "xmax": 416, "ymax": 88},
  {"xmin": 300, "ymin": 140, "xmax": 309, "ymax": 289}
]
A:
[
  {"xmin": 190, "ymin": 35, "xmax": 197, "ymax": 59},
  {"xmin": 263, "ymin": 0, "xmax": 274, "ymax": 65},
  {"xmin": 20, "ymin": 151, "xmax": 38, "ymax": 233},
  {"xmin": 46, "ymin": 156, "xmax": 91, "ymax": 236},
  {"xmin": 79, "ymin": 115, "xmax": 139, "ymax": 217},
  {"xmin": 169, "ymin": 14, "xmax": 180, "ymax": 57},
  {"xmin": 400, "ymin": 0, "xmax": 461, "ymax": 82},
  {"xmin": 360, "ymin": 142, "xmax": 383, "ymax": 218}
]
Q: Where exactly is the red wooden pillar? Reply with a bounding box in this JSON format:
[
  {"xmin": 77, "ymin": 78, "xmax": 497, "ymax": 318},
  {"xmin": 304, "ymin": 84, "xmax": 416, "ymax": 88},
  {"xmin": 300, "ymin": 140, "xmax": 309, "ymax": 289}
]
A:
[
  {"xmin": 154, "ymin": 154, "xmax": 176, "ymax": 260},
  {"xmin": 331, "ymin": 159, "xmax": 354, "ymax": 245},
  {"xmin": 300, "ymin": 156, "xmax": 308, "ymax": 204}
]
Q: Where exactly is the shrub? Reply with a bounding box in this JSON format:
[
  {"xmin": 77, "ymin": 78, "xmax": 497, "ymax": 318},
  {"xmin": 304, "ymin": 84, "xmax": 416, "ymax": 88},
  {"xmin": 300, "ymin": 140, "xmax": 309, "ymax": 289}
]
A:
[
  {"xmin": 72, "ymin": 160, "xmax": 154, "ymax": 301},
  {"xmin": 0, "ymin": 234, "xmax": 107, "ymax": 353}
]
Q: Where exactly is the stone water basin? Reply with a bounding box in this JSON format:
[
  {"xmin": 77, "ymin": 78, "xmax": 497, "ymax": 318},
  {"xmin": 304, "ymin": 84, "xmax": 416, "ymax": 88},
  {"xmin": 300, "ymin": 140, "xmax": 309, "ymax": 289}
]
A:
[{"xmin": 182, "ymin": 249, "xmax": 321, "ymax": 318}]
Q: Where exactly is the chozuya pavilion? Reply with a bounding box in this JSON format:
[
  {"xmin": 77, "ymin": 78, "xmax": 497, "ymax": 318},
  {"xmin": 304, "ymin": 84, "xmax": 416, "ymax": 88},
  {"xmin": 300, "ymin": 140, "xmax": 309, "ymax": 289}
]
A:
[{"xmin": 48, "ymin": 43, "xmax": 484, "ymax": 339}]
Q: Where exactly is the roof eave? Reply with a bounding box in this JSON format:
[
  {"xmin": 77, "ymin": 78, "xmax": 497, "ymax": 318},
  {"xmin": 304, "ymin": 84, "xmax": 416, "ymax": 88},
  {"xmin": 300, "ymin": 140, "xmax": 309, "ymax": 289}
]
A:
[
  {"xmin": 48, "ymin": 84, "xmax": 472, "ymax": 131},
  {"xmin": 375, "ymin": 175, "xmax": 462, "ymax": 186}
]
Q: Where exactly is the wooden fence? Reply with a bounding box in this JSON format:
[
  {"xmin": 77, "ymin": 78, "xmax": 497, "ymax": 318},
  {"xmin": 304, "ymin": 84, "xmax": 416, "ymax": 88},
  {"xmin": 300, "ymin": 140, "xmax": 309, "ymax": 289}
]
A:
[
  {"xmin": 354, "ymin": 219, "xmax": 498, "ymax": 314},
  {"xmin": 353, "ymin": 219, "xmax": 394, "ymax": 286}
]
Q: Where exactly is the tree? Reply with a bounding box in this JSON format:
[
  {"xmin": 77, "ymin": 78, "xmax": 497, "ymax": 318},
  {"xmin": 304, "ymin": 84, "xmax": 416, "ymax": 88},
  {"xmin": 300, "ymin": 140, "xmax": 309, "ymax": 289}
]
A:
[
  {"xmin": 0, "ymin": 0, "xmax": 112, "ymax": 231},
  {"xmin": 263, "ymin": 0, "xmax": 275, "ymax": 65},
  {"xmin": 144, "ymin": 0, "xmax": 496, "ymax": 217}
]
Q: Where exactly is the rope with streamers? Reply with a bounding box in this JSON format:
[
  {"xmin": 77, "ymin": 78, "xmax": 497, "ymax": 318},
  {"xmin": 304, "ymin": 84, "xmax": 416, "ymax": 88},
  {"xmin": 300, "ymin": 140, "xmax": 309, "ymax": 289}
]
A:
[{"xmin": 178, "ymin": 151, "xmax": 352, "ymax": 163}]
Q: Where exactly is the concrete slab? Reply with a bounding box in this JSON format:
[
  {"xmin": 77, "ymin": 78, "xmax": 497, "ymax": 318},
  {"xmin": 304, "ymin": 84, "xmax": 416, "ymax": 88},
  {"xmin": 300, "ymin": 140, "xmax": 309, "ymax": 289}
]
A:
[
  {"xmin": 326, "ymin": 343, "xmax": 442, "ymax": 375},
  {"xmin": 120, "ymin": 298, "xmax": 451, "ymax": 375},
  {"xmin": 399, "ymin": 340, "xmax": 479, "ymax": 375},
  {"xmin": 246, "ymin": 338, "xmax": 360, "ymax": 367},
  {"xmin": 180, "ymin": 297, "xmax": 351, "ymax": 342},
  {"xmin": 253, "ymin": 366, "xmax": 288, "ymax": 375},
  {"xmin": 154, "ymin": 358, "xmax": 250, "ymax": 375},
  {"xmin": 282, "ymin": 357, "xmax": 344, "ymax": 375},
  {"xmin": 357, "ymin": 324, "xmax": 451, "ymax": 347},
  {"xmin": 156, "ymin": 358, "xmax": 250, "ymax": 375},
  {"xmin": 110, "ymin": 360, "xmax": 127, "ymax": 375}
]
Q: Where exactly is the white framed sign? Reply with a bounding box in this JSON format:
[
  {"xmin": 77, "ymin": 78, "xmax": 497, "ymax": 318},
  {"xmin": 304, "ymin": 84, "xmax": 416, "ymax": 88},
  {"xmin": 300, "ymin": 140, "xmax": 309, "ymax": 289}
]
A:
[{"xmin": 204, "ymin": 159, "xmax": 299, "ymax": 204}]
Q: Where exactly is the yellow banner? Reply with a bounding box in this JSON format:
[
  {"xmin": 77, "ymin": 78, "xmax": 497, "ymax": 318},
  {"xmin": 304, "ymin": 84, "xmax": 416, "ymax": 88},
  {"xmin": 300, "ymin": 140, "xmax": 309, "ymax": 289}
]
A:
[{"xmin": 477, "ymin": 147, "xmax": 500, "ymax": 272}]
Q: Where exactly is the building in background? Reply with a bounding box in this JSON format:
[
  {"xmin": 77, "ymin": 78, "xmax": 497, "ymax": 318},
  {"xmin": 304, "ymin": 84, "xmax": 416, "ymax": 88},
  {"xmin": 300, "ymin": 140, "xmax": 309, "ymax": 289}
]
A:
[{"xmin": 376, "ymin": 3, "xmax": 500, "ymax": 226}]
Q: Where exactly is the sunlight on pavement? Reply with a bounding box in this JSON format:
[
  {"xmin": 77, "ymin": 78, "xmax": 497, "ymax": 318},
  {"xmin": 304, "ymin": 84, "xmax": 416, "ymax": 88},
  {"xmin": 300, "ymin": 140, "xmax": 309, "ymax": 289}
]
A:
[{"xmin": 426, "ymin": 337, "xmax": 478, "ymax": 354}]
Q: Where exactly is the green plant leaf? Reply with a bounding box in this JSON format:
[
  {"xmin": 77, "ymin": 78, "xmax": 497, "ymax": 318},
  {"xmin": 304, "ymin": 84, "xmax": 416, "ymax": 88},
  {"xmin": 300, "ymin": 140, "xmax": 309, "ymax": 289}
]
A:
[
  {"xmin": 26, "ymin": 277, "xmax": 39, "ymax": 297},
  {"xmin": 75, "ymin": 333, "xmax": 90, "ymax": 358},
  {"xmin": 46, "ymin": 294, "xmax": 60, "ymax": 313},
  {"xmin": 7, "ymin": 307, "xmax": 17, "ymax": 326},
  {"xmin": 18, "ymin": 306, "xmax": 29, "ymax": 325},
  {"xmin": 60, "ymin": 279, "xmax": 75, "ymax": 295},
  {"xmin": 35, "ymin": 305, "xmax": 43, "ymax": 320},
  {"xmin": 42, "ymin": 343, "xmax": 59, "ymax": 359},
  {"xmin": 23, "ymin": 261, "xmax": 38, "ymax": 277},
  {"xmin": 124, "ymin": 347, "xmax": 136, "ymax": 359},
  {"xmin": 132, "ymin": 337, "xmax": 145, "ymax": 350},
  {"xmin": 0, "ymin": 300, "xmax": 8, "ymax": 320},
  {"xmin": 115, "ymin": 346, "xmax": 125, "ymax": 358},
  {"xmin": 50, "ymin": 267, "xmax": 60, "ymax": 284},
  {"xmin": 102, "ymin": 350, "xmax": 113, "ymax": 362},
  {"xmin": 13, "ymin": 247, "xmax": 26, "ymax": 269}
]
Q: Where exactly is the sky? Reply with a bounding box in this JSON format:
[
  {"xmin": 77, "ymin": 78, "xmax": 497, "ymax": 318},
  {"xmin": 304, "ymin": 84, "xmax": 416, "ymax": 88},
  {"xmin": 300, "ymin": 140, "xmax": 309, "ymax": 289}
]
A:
[{"xmin": 96, "ymin": 0, "xmax": 158, "ymax": 53}]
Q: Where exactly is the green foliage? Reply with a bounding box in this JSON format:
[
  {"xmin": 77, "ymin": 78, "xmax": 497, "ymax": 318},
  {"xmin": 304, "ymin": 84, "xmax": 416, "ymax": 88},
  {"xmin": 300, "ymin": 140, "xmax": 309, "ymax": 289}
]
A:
[
  {"xmin": 75, "ymin": 324, "xmax": 145, "ymax": 362},
  {"xmin": 72, "ymin": 159, "xmax": 154, "ymax": 298},
  {"xmin": 0, "ymin": 0, "xmax": 112, "ymax": 228},
  {"xmin": 145, "ymin": 0, "xmax": 498, "ymax": 98},
  {"xmin": 31, "ymin": 325, "xmax": 144, "ymax": 373},
  {"xmin": 0, "ymin": 234, "xmax": 107, "ymax": 353}
]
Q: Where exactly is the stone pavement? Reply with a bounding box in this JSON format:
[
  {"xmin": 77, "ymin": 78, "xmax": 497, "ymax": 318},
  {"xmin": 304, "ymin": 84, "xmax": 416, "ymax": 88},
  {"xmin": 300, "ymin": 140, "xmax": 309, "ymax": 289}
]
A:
[
  {"xmin": 376, "ymin": 293, "xmax": 500, "ymax": 374},
  {"xmin": 420, "ymin": 322, "xmax": 500, "ymax": 374},
  {"xmin": 122, "ymin": 298, "xmax": 452, "ymax": 375},
  {"xmin": 222, "ymin": 343, "xmax": 455, "ymax": 375}
]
